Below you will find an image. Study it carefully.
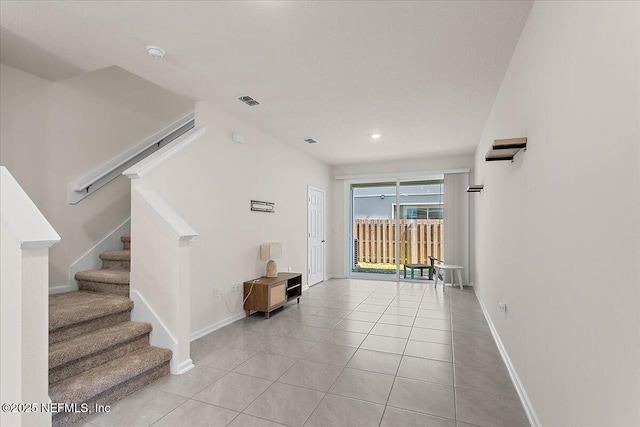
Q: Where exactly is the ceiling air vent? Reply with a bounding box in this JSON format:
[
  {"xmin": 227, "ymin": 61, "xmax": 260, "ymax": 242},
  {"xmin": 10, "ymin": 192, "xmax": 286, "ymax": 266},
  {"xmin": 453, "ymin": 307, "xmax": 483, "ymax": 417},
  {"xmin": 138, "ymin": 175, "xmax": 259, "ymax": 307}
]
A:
[
  {"xmin": 238, "ymin": 95, "xmax": 260, "ymax": 106},
  {"xmin": 304, "ymin": 138, "xmax": 318, "ymax": 144}
]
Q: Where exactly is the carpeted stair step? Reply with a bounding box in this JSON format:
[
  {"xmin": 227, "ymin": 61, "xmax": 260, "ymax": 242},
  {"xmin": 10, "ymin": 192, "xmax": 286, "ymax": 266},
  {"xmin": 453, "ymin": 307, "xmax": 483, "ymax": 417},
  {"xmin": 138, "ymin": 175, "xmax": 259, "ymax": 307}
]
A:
[
  {"xmin": 50, "ymin": 346, "xmax": 171, "ymax": 427},
  {"xmin": 76, "ymin": 269, "xmax": 130, "ymax": 296},
  {"xmin": 49, "ymin": 321, "xmax": 152, "ymax": 385},
  {"xmin": 121, "ymin": 232, "xmax": 130, "ymax": 250},
  {"xmin": 99, "ymin": 249, "xmax": 131, "ymax": 270},
  {"xmin": 50, "ymin": 291, "xmax": 133, "ymax": 344}
]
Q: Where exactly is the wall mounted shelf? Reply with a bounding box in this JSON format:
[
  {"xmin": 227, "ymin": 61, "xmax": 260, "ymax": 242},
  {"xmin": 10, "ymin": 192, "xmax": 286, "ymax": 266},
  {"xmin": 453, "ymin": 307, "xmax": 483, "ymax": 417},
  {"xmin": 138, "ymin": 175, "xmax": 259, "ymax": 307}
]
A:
[
  {"xmin": 485, "ymin": 137, "xmax": 527, "ymax": 162},
  {"xmin": 251, "ymin": 200, "xmax": 275, "ymax": 213},
  {"xmin": 467, "ymin": 185, "xmax": 484, "ymax": 193}
]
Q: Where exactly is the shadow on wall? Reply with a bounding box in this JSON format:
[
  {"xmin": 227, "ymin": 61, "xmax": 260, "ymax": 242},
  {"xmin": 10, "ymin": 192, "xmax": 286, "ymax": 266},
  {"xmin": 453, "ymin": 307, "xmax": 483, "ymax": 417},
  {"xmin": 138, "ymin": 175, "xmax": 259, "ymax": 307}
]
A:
[
  {"xmin": 82, "ymin": 181, "xmax": 131, "ymax": 241},
  {"xmin": 56, "ymin": 66, "xmax": 195, "ymax": 121},
  {"xmin": 0, "ymin": 26, "xmax": 86, "ymax": 81}
]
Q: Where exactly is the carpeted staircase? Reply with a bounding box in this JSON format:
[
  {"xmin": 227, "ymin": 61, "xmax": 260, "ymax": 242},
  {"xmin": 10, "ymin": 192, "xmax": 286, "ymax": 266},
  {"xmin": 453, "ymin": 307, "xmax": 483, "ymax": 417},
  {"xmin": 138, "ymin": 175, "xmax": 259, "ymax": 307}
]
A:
[{"xmin": 49, "ymin": 233, "xmax": 171, "ymax": 427}]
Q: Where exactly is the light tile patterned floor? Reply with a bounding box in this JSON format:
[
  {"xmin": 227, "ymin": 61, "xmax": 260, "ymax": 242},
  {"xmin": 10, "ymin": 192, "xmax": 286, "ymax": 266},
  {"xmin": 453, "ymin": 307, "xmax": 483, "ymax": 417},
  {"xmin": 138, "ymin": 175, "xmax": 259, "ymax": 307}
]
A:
[{"xmin": 84, "ymin": 278, "xmax": 529, "ymax": 427}]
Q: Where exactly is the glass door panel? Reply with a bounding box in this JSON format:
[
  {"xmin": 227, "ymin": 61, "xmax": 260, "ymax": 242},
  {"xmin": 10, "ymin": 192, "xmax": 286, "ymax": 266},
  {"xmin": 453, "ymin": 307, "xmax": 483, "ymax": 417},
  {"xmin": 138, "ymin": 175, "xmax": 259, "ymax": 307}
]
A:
[
  {"xmin": 349, "ymin": 179, "xmax": 444, "ymax": 281},
  {"xmin": 351, "ymin": 182, "xmax": 397, "ymax": 278},
  {"xmin": 396, "ymin": 180, "xmax": 444, "ymax": 282}
]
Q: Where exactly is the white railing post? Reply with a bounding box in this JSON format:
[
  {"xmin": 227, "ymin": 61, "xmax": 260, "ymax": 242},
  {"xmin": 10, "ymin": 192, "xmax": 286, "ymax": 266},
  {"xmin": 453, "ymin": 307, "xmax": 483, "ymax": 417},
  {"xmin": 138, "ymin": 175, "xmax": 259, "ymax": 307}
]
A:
[
  {"xmin": 1, "ymin": 166, "xmax": 60, "ymax": 427},
  {"xmin": 127, "ymin": 187, "xmax": 197, "ymax": 374},
  {"xmin": 122, "ymin": 126, "xmax": 204, "ymax": 375}
]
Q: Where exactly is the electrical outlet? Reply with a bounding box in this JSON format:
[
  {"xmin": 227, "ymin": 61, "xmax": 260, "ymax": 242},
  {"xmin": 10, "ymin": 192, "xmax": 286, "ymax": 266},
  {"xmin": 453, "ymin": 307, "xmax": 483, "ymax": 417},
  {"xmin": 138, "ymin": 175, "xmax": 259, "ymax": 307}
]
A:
[
  {"xmin": 499, "ymin": 302, "xmax": 507, "ymax": 313},
  {"xmin": 212, "ymin": 288, "xmax": 221, "ymax": 298},
  {"xmin": 231, "ymin": 284, "xmax": 240, "ymax": 293}
]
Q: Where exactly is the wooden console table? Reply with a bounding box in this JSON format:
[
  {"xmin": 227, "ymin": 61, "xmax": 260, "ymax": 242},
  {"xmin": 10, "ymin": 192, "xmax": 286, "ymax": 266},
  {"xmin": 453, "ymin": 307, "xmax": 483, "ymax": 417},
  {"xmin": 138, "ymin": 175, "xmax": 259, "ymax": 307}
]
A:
[{"xmin": 243, "ymin": 272, "xmax": 302, "ymax": 319}]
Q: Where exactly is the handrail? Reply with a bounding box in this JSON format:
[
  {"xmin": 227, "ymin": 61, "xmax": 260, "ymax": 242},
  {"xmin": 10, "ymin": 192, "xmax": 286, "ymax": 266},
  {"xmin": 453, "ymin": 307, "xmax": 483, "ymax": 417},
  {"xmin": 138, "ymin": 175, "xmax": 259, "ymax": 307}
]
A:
[
  {"xmin": 72, "ymin": 119, "xmax": 193, "ymax": 192},
  {"xmin": 68, "ymin": 112, "xmax": 194, "ymax": 204},
  {"xmin": 123, "ymin": 127, "xmax": 206, "ymax": 179}
]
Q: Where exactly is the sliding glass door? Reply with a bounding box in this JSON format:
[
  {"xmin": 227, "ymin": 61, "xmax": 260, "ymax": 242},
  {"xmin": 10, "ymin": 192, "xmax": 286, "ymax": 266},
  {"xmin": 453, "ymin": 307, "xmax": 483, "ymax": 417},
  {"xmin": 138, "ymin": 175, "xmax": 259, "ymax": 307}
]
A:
[
  {"xmin": 350, "ymin": 178, "xmax": 444, "ymax": 281},
  {"xmin": 396, "ymin": 180, "xmax": 444, "ymax": 281},
  {"xmin": 351, "ymin": 182, "xmax": 397, "ymax": 278}
]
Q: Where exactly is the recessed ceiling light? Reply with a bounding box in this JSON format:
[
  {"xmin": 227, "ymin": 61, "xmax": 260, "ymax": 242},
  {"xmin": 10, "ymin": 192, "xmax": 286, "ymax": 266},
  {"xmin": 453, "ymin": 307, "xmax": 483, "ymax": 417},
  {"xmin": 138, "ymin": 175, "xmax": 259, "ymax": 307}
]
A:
[
  {"xmin": 371, "ymin": 134, "xmax": 382, "ymax": 139},
  {"xmin": 146, "ymin": 45, "xmax": 165, "ymax": 59}
]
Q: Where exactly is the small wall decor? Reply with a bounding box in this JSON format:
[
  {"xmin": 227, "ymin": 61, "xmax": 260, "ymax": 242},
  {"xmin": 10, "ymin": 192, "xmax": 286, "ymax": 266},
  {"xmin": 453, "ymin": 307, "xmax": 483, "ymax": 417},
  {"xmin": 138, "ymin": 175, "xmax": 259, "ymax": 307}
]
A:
[
  {"xmin": 485, "ymin": 137, "xmax": 527, "ymax": 162},
  {"xmin": 251, "ymin": 200, "xmax": 275, "ymax": 213}
]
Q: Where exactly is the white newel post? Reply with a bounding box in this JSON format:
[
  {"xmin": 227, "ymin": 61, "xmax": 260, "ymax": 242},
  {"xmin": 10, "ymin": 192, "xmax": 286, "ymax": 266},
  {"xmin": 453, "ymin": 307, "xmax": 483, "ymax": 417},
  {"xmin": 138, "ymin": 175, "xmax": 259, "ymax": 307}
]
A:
[
  {"xmin": 1, "ymin": 166, "xmax": 61, "ymax": 427},
  {"xmin": 176, "ymin": 239, "xmax": 193, "ymax": 373},
  {"xmin": 125, "ymin": 185, "xmax": 197, "ymax": 375},
  {"xmin": 122, "ymin": 128, "xmax": 204, "ymax": 375}
]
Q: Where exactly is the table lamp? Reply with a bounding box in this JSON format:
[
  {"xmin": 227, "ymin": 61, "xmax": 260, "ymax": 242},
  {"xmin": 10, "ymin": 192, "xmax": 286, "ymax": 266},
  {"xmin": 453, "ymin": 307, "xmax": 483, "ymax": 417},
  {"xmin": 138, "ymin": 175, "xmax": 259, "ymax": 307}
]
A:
[{"xmin": 260, "ymin": 242, "xmax": 282, "ymax": 277}]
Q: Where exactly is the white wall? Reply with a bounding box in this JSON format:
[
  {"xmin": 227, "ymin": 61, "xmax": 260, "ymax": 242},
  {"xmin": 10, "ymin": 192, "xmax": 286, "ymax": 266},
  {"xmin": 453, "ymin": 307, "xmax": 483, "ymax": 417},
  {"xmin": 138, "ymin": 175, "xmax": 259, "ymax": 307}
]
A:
[
  {"xmin": 134, "ymin": 101, "xmax": 333, "ymax": 335},
  {"xmin": 331, "ymin": 155, "xmax": 473, "ymax": 277},
  {"xmin": 472, "ymin": 2, "xmax": 639, "ymax": 426},
  {"xmin": 0, "ymin": 64, "xmax": 193, "ymax": 288}
]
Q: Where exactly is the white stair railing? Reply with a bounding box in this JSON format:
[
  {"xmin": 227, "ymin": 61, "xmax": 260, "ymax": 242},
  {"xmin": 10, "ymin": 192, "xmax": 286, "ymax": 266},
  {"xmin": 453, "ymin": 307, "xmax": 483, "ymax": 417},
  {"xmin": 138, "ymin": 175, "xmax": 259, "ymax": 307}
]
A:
[
  {"xmin": 68, "ymin": 112, "xmax": 194, "ymax": 204},
  {"xmin": 123, "ymin": 125, "xmax": 205, "ymax": 375},
  {"xmin": 1, "ymin": 166, "xmax": 60, "ymax": 427},
  {"xmin": 129, "ymin": 188, "xmax": 197, "ymax": 374}
]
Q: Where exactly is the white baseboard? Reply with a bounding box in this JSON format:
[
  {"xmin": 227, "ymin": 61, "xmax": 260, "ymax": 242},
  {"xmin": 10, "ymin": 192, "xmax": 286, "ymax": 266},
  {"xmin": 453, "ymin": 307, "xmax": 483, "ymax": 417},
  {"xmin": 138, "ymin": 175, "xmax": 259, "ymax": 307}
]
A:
[
  {"xmin": 49, "ymin": 284, "xmax": 74, "ymax": 294},
  {"xmin": 476, "ymin": 296, "xmax": 541, "ymax": 427},
  {"xmin": 66, "ymin": 218, "xmax": 131, "ymax": 291},
  {"xmin": 190, "ymin": 282, "xmax": 322, "ymax": 341},
  {"xmin": 176, "ymin": 359, "xmax": 195, "ymax": 375},
  {"xmin": 190, "ymin": 312, "xmax": 245, "ymax": 342}
]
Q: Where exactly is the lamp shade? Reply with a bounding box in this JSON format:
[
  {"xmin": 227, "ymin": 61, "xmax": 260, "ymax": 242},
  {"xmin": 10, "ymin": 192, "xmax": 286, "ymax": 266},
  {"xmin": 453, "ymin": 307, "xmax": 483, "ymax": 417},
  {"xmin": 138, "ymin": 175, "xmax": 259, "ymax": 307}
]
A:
[{"xmin": 260, "ymin": 242, "xmax": 282, "ymax": 260}]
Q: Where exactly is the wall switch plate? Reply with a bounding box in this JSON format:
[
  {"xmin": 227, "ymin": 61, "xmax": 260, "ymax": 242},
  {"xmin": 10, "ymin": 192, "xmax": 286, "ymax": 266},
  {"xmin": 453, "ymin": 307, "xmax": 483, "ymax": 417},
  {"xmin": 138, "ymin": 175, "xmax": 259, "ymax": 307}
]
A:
[
  {"xmin": 499, "ymin": 302, "xmax": 508, "ymax": 312},
  {"xmin": 213, "ymin": 288, "xmax": 221, "ymax": 298}
]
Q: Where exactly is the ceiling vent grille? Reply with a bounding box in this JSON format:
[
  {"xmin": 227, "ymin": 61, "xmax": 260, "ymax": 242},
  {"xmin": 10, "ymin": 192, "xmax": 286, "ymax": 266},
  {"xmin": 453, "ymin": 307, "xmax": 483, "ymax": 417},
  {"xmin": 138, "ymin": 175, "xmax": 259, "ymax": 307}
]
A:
[
  {"xmin": 304, "ymin": 138, "xmax": 318, "ymax": 144},
  {"xmin": 238, "ymin": 95, "xmax": 260, "ymax": 106}
]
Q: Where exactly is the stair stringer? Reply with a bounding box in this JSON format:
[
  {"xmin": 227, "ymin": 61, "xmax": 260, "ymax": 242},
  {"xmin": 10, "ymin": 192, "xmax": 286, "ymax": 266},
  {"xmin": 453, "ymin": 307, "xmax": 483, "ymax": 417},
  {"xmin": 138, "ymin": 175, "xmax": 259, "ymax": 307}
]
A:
[{"xmin": 130, "ymin": 290, "xmax": 193, "ymax": 374}]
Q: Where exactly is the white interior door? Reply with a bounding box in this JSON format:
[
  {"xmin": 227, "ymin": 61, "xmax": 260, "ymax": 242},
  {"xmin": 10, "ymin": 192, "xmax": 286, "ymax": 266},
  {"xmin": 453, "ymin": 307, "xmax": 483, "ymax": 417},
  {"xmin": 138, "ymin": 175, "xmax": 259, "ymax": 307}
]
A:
[{"xmin": 308, "ymin": 186, "xmax": 325, "ymax": 286}]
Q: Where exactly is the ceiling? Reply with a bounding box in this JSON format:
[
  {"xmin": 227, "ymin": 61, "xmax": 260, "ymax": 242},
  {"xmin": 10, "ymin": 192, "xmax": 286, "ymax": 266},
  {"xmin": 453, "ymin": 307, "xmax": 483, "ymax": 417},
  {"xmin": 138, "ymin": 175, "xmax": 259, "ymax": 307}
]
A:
[{"xmin": 0, "ymin": 1, "xmax": 532, "ymax": 166}]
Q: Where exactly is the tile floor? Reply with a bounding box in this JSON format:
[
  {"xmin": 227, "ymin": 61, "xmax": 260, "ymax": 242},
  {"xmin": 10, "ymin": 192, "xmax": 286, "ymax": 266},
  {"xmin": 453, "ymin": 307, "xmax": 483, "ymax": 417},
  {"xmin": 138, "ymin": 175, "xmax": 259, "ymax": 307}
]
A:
[{"xmin": 83, "ymin": 278, "xmax": 529, "ymax": 427}]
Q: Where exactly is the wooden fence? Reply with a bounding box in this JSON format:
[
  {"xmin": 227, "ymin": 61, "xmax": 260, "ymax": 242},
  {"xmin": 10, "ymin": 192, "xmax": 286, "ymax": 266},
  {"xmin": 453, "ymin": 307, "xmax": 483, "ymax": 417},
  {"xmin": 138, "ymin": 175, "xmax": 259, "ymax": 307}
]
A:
[{"xmin": 354, "ymin": 219, "xmax": 443, "ymax": 265}]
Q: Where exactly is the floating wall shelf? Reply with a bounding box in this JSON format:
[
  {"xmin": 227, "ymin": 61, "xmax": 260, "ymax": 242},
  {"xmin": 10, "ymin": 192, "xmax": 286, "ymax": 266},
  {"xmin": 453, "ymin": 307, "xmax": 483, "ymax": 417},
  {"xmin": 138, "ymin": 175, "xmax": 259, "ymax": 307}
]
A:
[
  {"xmin": 251, "ymin": 200, "xmax": 275, "ymax": 213},
  {"xmin": 467, "ymin": 185, "xmax": 484, "ymax": 193},
  {"xmin": 485, "ymin": 137, "xmax": 527, "ymax": 162}
]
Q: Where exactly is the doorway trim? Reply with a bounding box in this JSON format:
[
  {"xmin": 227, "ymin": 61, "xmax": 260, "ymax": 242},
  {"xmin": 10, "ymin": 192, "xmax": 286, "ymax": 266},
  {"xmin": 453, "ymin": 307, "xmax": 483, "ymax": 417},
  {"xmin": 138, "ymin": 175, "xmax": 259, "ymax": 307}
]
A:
[{"xmin": 307, "ymin": 185, "xmax": 326, "ymax": 286}]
